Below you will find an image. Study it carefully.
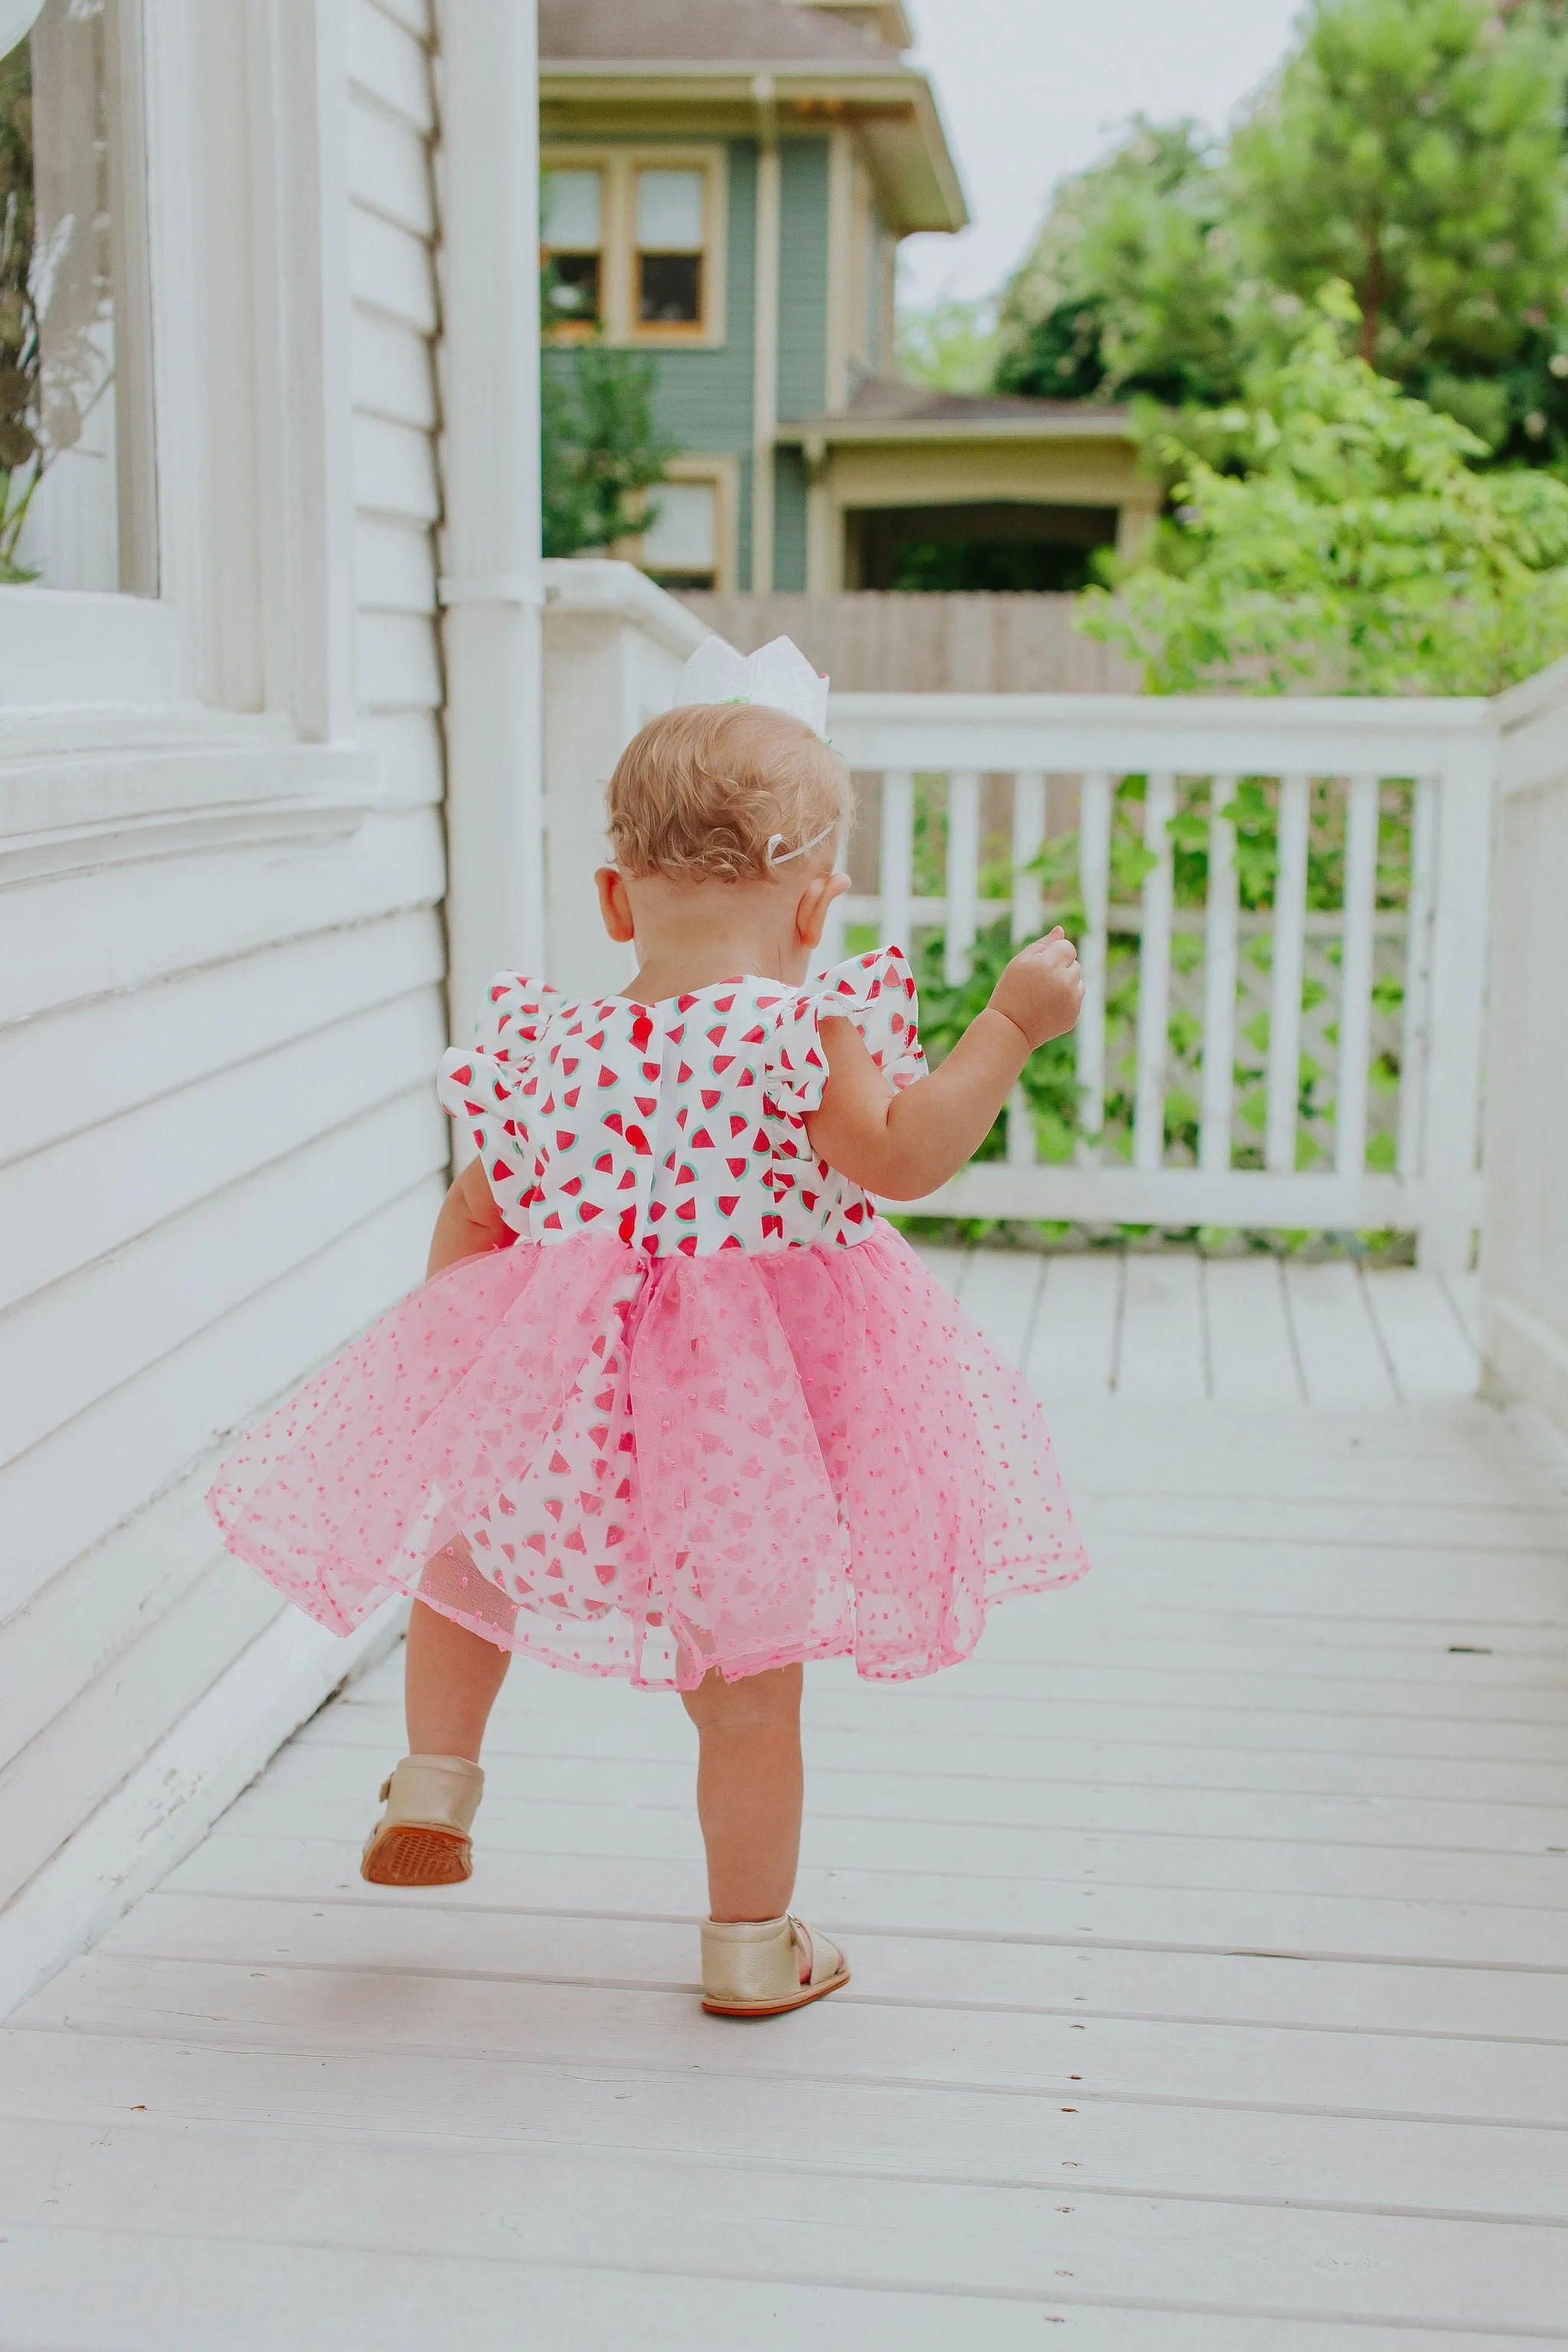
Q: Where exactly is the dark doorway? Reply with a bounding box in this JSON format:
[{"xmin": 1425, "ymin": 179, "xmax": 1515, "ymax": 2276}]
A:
[{"xmin": 846, "ymin": 502, "xmax": 1120, "ymax": 593}]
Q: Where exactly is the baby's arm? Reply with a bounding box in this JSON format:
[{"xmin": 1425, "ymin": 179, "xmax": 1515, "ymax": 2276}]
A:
[
  {"xmin": 804, "ymin": 929, "xmax": 1084, "ymax": 1200},
  {"xmin": 427, "ymin": 1154, "xmax": 512, "ymax": 1277}
]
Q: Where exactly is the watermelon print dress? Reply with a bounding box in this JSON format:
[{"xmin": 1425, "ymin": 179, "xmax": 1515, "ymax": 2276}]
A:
[{"xmin": 207, "ymin": 947, "xmax": 1088, "ymax": 1690}]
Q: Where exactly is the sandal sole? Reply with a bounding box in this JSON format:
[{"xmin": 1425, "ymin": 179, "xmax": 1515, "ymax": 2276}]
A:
[
  {"xmin": 701, "ymin": 1966, "xmax": 851, "ymax": 2018},
  {"xmin": 361, "ymin": 1823, "xmax": 472, "ymax": 1887}
]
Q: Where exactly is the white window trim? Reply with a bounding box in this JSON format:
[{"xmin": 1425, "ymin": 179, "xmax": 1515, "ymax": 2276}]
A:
[
  {"xmin": 541, "ymin": 144, "xmax": 729, "ymax": 351},
  {"xmin": 0, "ymin": 0, "xmax": 358, "ymax": 748}
]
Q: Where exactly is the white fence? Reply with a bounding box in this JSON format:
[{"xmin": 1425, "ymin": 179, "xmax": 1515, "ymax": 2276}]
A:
[{"xmin": 828, "ymin": 693, "xmax": 1497, "ymax": 1271}]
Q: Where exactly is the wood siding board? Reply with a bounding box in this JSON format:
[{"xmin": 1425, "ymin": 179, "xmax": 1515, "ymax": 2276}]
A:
[
  {"xmin": 0, "ymin": 1087, "xmax": 446, "ymax": 1475},
  {"xmin": 0, "ymin": 1477, "xmax": 233, "ymax": 1775},
  {"xmin": 345, "ymin": 0, "xmax": 434, "ymax": 134},
  {"xmin": 1, "ymin": 808, "xmax": 445, "ymax": 1027},
  {"xmin": 348, "ymin": 207, "xmax": 439, "ymax": 334},
  {"xmin": 356, "ymin": 714, "xmax": 446, "ymax": 807},
  {"xmin": 351, "ymin": 307, "xmax": 437, "ymax": 429},
  {"xmin": 642, "ymin": 141, "xmax": 756, "ymax": 463},
  {"xmin": 776, "ymin": 136, "xmax": 830, "ymax": 423},
  {"xmin": 1, "ymin": 912, "xmax": 443, "ymax": 1167},
  {"xmin": 346, "ymin": 93, "xmax": 434, "ymax": 238},
  {"xmin": 0, "ymin": 1565, "xmax": 282, "ymax": 1915},
  {"xmin": 0, "ymin": 990, "xmax": 446, "ymax": 1316},
  {"xmin": 354, "ymin": 514, "xmax": 439, "ymax": 615},
  {"xmin": 354, "ymin": 612, "xmax": 443, "ymax": 714},
  {"xmin": 0, "ymin": 1176, "xmax": 446, "ymax": 1619},
  {"xmin": 352, "ymin": 413, "xmax": 440, "ymax": 524}
]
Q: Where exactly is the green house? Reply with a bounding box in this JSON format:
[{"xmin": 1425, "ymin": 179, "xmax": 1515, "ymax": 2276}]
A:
[{"xmin": 540, "ymin": 0, "xmax": 1154, "ymax": 596}]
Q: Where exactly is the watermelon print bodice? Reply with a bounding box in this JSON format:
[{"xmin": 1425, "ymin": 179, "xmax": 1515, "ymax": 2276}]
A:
[{"xmin": 436, "ymin": 946, "xmax": 923, "ymax": 1259}]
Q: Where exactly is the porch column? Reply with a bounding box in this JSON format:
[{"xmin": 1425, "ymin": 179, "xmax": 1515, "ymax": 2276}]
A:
[{"xmin": 436, "ymin": 0, "xmax": 545, "ymax": 1102}]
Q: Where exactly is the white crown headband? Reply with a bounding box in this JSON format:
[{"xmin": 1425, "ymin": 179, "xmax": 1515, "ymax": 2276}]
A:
[{"xmin": 671, "ymin": 632, "xmax": 835, "ymax": 871}]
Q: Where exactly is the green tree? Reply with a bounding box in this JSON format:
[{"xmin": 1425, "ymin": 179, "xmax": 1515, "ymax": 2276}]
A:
[
  {"xmin": 1229, "ymin": 0, "xmax": 1568, "ymax": 459},
  {"xmin": 1077, "ymin": 286, "xmax": 1568, "ymax": 694},
  {"xmin": 997, "ymin": 120, "xmax": 1248, "ymax": 408},
  {"xmin": 539, "ymin": 255, "xmax": 675, "ymax": 560}
]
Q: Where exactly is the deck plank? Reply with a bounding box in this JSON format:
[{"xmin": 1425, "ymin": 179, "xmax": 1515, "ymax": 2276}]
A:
[{"xmin": 2, "ymin": 1248, "xmax": 1566, "ymax": 2345}]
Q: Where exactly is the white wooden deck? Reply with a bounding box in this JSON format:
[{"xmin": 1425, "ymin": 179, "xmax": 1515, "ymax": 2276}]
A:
[{"xmin": 4, "ymin": 1253, "xmax": 1568, "ymax": 2347}]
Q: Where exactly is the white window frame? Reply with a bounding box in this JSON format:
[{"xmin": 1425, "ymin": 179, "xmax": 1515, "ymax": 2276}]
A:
[
  {"xmin": 541, "ymin": 145, "xmax": 729, "ymax": 352},
  {"xmin": 0, "ymin": 0, "xmax": 358, "ymax": 744}
]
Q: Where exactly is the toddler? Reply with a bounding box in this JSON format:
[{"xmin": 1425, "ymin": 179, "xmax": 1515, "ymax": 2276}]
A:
[{"xmin": 208, "ymin": 637, "xmax": 1089, "ymax": 2017}]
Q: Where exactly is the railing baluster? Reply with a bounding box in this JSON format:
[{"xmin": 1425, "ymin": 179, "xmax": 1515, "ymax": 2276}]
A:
[
  {"xmin": 1133, "ymin": 772, "xmax": 1177, "ymax": 1174},
  {"xmin": 878, "ymin": 769, "xmax": 914, "ymax": 954},
  {"xmin": 944, "ymin": 769, "xmax": 981, "ymax": 985},
  {"xmin": 1199, "ymin": 778, "xmax": 1239, "ymax": 1174},
  {"xmin": 1011, "ymin": 769, "xmax": 1046, "ymax": 943},
  {"xmin": 1266, "ymin": 773, "xmax": 1312, "ymax": 1175},
  {"xmin": 1397, "ymin": 775, "xmax": 1437, "ymax": 1180},
  {"xmin": 1076, "ymin": 770, "xmax": 1112, "ymax": 1165},
  {"xmin": 1334, "ymin": 773, "xmax": 1380, "ymax": 1179}
]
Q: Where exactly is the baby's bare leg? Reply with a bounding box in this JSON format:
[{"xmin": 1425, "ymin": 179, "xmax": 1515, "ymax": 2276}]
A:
[
  {"xmin": 404, "ymin": 1599, "xmax": 511, "ymax": 1762},
  {"xmin": 681, "ymin": 1662, "xmax": 803, "ymax": 1922}
]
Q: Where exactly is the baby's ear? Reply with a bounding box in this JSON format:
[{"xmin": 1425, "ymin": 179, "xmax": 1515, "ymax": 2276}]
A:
[
  {"xmin": 795, "ymin": 870, "xmax": 851, "ymax": 951},
  {"xmin": 595, "ymin": 867, "xmax": 637, "ymax": 945}
]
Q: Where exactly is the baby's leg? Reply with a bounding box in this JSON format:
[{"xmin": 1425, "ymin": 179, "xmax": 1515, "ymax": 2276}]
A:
[
  {"xmin": 681, "ymin": 1662, "xmax": 803, "ymax": 1921},
  {"xmin": 404, "ymin": 1599, "xmax": 512, "ymax": 1763}
]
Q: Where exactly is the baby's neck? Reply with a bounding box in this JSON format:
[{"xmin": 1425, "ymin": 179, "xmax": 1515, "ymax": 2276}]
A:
[{"xmin": 623, "ymin": 939, "xmax": 805, "ymax": 1007}]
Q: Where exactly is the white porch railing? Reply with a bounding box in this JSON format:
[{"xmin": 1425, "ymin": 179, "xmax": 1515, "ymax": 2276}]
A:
[{"xmin": 827, "ymin": 693, "xmax": 1498, "ymax": 1272}]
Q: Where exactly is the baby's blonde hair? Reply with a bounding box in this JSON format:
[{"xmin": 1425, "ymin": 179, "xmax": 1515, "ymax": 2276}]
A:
[{"xmin": 606, "ymin": 701, "xmax": 852, "ymax": 883}]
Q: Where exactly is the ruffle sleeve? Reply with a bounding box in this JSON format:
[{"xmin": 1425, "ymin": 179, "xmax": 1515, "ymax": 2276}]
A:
[
  {"xmin": 767, "ymin": 945, "xmax": 926, "ymax": 1117},
  {"xmin": 436, "ymin": 974, "xmax": 560, "ymax": 1238}
]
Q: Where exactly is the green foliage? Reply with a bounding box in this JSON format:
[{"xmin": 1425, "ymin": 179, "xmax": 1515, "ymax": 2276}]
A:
[
  {"xmin": 1229, "ymin": 0, "xmax": 1568, "ymax": 457},
  {"xmin": 992, "ymin": 1, "xmax": 1568, "ymax": 464},
  {"xmin": 995, "ymin": 120, "xmax": 1250, "ymax": 408},
  {"xmin": 539, "ymin": 254, "xmax": 676, "ymax": 560},
  {"xmin": 895, "ymin": 296, "xmax": 1001, "ymax": 394},
  {"xmin": 541, "ymin": 341, "xmax": 677, "ymax": 560},
  {"xmin": 1077, "ymin": 287, "xmax": 1568, "ymax": 694},
  {"xmin": 0, "ymin": 39, "xmax": 41, "ymax": 580}
]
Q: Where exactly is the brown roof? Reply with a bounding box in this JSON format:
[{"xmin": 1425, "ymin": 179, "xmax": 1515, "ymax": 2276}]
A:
[
  {"xmin": 840, "ymin": 378, "xmax": 1133, "ymax": 426},
  {"xmin": 539, "ymin": 0, "xmax": 891, "ymax": 66}
]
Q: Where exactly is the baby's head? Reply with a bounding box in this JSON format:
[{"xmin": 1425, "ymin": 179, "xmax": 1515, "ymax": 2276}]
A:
[{"xmin": 606, "ymin": 701, "xmax": 852, "ymax": 885}]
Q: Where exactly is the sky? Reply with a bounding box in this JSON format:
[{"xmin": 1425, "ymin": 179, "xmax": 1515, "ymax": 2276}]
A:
[{"xmin": 897, "ymin": 0, "xmax": 1307, "ymax": 311}]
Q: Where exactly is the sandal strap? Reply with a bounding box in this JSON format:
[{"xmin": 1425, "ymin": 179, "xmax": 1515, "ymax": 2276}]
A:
[{"xmin": 377, "ymin": 1753, "xmax": 484, "ymax": 1835}]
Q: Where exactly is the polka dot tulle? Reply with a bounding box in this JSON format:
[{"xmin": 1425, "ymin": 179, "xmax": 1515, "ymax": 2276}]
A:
[{"xmin": 206, "ymin": 1223, "xmax": 1089, "ymax": 1690}]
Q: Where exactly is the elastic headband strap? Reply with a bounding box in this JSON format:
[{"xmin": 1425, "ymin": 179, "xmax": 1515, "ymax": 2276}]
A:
[{"xmin": 765, "ymin": 822, "xmax": 836, "ymax": 870}]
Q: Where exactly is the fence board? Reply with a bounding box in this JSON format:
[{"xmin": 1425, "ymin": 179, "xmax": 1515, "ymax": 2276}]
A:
[
  {"xmin": 1076, "ymin": 772, "xmax": 1112, "ymax": 1162},
  {"xmin": 678, "ymin": 593, "xmax": 1136, "ymax": 693},
  {"xmin": 942, "ymin": 771, "xmax": 980, "ymax": 984}
]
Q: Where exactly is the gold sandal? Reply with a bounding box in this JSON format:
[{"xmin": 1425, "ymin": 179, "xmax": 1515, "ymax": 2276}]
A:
[
  {"xmin": 361, "ymin": 1754, "xmax": 484, "ymax": 1887},
  {"xmin": 701, "ymin": 1913, "xmax": 851, "ymax": 2017}
]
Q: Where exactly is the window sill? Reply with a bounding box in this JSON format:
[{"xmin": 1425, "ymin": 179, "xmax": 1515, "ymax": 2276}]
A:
[{"xmin": 0, "ymin": 589, "xmax": 183, "ymax": 710}]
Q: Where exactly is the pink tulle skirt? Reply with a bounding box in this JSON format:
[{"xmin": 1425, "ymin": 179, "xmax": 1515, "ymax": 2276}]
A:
[{"xmin": 207, "ymin": 1223, "xmax": 1088, "ymax": 1690}]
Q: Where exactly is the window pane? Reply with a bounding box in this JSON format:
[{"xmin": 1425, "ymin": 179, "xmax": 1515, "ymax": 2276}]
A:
[
  {"xmin": 2, "ymin": 0, "xmax": 148, "ymax": 593},
  {"xmin": 639, "ymin": 252, "xmax": 702, "ymax": 326},
  {"xmin": 643, "ymin": 481, "xmax": 716, "ymax": 572},
  {"xmin": 546, "ymin": 252, "xmax": 600, "ymax": 324},
  {"xmin": 636, "ymin": 169, "xmax": 703, "ymax": 250},
  {"xmin": 541, "ymin": 168, "xmax": 601, "ymax": 250}
]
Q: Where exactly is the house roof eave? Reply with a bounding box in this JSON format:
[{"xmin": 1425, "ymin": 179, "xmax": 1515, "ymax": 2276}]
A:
[{"xmin": 537, "ymin": 62, "xmax": 967, "ymax": 233}]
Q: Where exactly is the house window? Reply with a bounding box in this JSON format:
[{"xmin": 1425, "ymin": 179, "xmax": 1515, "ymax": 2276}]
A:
[
  {"xmin": 541, "ymin": 148, "xmax": 727, "ymax": 349},
  {"xmin": 541, "ymin": 168, "xmax": 604, "ymax": 329},
  {"xmin": 2, "ymin": 0, "xmax": 155, "ymax": 593},
  {"xmin": 635, "ymin": 169, "xmax": 704, "ymax": 329},
  {"xmin": 642, "ymin": 481, "xmax": 717, "ymax": 589}
]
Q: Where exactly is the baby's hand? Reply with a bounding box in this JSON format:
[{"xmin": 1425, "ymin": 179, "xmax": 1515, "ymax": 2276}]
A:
[{"xmin": 989, "ymin": 927, "xmax": 1085, "ymax": 1050}]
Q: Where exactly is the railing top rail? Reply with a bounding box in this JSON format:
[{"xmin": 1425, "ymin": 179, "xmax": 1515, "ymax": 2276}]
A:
[{"xmin": 828, "ymin": 691, "xmax": 1495, "ymax": 779}]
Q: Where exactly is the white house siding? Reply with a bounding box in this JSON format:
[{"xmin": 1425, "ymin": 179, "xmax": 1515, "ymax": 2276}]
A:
[
  {"xmin": 0, "ymin": 0, "xmax": 456, "ymax": 2007},
  {"xmin": 347, "ymin": 0, "xmax": 446, "ymax": 807}
]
